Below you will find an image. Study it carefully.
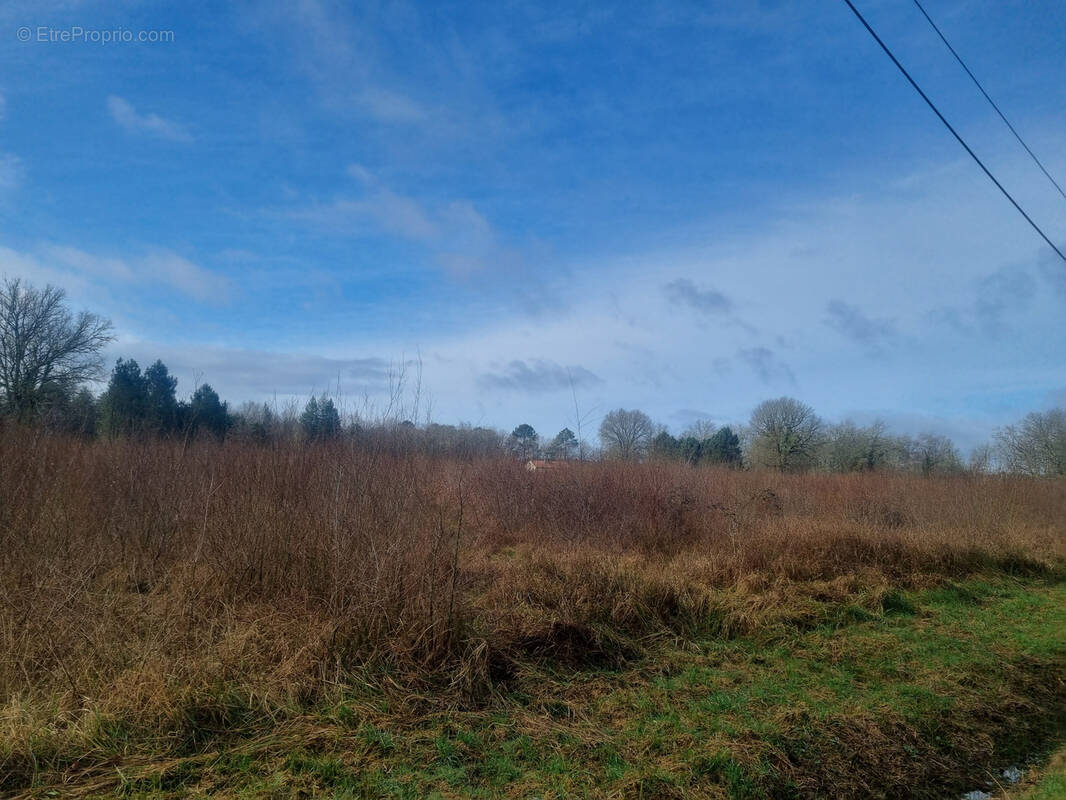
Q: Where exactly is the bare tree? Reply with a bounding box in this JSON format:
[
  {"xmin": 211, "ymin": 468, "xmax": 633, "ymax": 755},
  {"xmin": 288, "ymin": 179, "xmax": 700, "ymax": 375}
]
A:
[
  {"xmin": 898, "ymin": 432, "xmax": 962, "ymax": 476},
  {"xmin": 995, "ymin": 409, "xmax": 1066, "ymax": 476},
  {"xmin": 682, "ymin": 418, "xmax": 717, "ymax": 440},
  {"xmin": 823, "ymin": 419, "xmax": 890, "ymax": 472},
  {"xmin": 748, "ymin": 397, "xmax": 824, "ymax": 471},
  {"xmin": 0, "ymin": 278, "xmax": 113, "ymax": 420},
  {"xmin": 599, "ymin": 408, "xmax": 655, "ymax": 460},
  {"xmin": 968, "ymin": 443, "xmax": 993, "ymax": 474}
]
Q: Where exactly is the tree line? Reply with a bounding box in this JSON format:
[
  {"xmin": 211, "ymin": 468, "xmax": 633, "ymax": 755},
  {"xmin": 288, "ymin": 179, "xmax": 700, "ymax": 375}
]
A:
[
  {"xmin": 1, "ymin": 277, "xmax": 1063, "ymax": 475},
  {"xmin": 592, "ymin": 401, "xmax": 972, "ymax": 475}
]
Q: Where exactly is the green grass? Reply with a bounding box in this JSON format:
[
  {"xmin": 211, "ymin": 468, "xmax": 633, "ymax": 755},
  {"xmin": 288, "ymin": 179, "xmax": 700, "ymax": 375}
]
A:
[
  {"xmin": 1022, "ymin": 772, "xmax": 1066, "ymax": 800},
  {"xmin": 1010, "ymin": 746, "xmax": 1066, "ymax": 799},
  {"xmin": 10, "ymin": 576, "xmax": 1066, "ymax": 799},
  {"xmin": 1025, "ymin": 773, "xmax": 1066, "ymax": 800}
]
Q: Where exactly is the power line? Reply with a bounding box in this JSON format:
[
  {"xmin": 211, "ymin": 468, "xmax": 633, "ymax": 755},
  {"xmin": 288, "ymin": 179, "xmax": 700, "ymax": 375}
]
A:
[
  {"xmin": 913, "ymin": 0, "xmax": 1066, "ymax": 202},
  {"xmin": 841, "ymin": 0, "xmax": 1066, "ymax": 265}
]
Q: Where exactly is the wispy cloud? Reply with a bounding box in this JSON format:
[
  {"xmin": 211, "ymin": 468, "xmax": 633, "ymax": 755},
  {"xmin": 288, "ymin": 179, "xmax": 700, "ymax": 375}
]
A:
[
  {"xmin": 107, "ymin": 95, "xmax": 191, "ymax": 142},
  {"xmin": 110, "ymin": 342, "xmax": 395, "ymax": 399},
  {"xmin": 32, "ymin": 243, "xmax": 230, "ymax": 303},
  {"xmin": 663, "ymin": 278, "xmax": 732, "ymax": 315},
  {"xmin": 974, "ymin": 266, "xmax": 1036, "ymax": 334},
  {"xmin": 932, "ymin": 264, "xmax": 1039, "ymax": 337},
  {"xmin": 287, "ymin": 194, "xmax": 437, "ymax": 241},
  {"xmin": 140, "ymin": 252, "xmax": 232, "ymax": 303},
  {"xmin": 738, "ymin": 346, "xmax": 794, "ymax": 384},
  {"xmin": 478, "ymin": 359, "xmax": 602, "ymax": 393},
  {"xmin": 245, "ymin": 0, "xmax": 429, "ymax": 127},
  {"xmin": 357, "ymin": 87, "xmax": 425, "ymax": 124},
  {"xmin": 1039, "ymin": 246, "xmax": 1066, "ymax": 300},
  {"xmin": 824, "ymin": 299, "xmax": 897, "ymax": 354},
  {"xmin": 289, "ymin": 165, "xmax": 518, "ymax": 276}
]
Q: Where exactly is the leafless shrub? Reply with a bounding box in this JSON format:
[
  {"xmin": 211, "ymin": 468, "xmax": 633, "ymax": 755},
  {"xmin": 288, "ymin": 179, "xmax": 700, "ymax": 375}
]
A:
[{"xmin": 0, "ymin": 427, "xmax": 1062, "ymax": 782}]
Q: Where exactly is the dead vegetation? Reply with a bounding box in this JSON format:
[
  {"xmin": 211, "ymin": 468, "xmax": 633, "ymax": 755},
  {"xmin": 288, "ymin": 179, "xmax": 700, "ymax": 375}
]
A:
[{"xmin": 0, "ymin": 427, "xmax": 1064, "ymax": 795}]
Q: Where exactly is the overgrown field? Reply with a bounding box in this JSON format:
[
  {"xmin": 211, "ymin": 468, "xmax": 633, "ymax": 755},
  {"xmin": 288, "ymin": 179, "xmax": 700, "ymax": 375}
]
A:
[{"xmin": 1, "ymin": 429, "xmax": 1064, "ymax": 798}]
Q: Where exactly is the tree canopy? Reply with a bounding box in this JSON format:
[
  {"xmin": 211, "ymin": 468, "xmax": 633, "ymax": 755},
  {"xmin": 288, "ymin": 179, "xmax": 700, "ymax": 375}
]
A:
[
  {"xmin": 301, "ymin": 395, "xmax": 341, "ymax": 440},
  {"xmin": 599, "ymin": 408, "xmax": 655, "ymax": 460},
  {"xmin": 748, "ymin": 397, "xmax": 824, "ymax": 471},
  {"xmin": 995, "ymin": 410, "xmax": 1066, "ymax": 476},
  {"xmin": 189, "ymin": 384, "xmax": 230, "ymax": 440},
  {"xmin": 510, "ymin": 423, "xmax": 539, "ymax": 459},
  {"xmin": 0, "ymin": 278, "xmax": 112, "ymax": 421},
  {"xmin": 547, "ymin": 427, "xmax": 578, "ymax": 459}
]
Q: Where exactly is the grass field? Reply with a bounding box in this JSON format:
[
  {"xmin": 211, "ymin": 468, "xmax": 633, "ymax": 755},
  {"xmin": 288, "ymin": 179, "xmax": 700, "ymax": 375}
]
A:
[
  {"xmin": 1013, "ymin": 747, "xmax": 1066, "ymax": 799},
  {"xmin": 2, "ymin": 430, "xmax": 1064, "ymax": 798}
]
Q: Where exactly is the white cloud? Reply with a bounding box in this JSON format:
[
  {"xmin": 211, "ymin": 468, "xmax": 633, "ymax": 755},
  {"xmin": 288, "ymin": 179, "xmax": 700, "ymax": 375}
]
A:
[
  {"xmin": 5, "ymin": 138, "xmax": 1059, "ymax": 450},
  {"xmin": 357, "ymin": 87, "xmax": 425, "ymax": 124},
  {"xmin": 289, "ymin": 167, "xmax": 516, "ymax": 276},
  {"xmin": 107, "ymin": 95, "xmax": 191, "ymax": 142},
  {"xmin": 288, "ymin": 195, "xmax": 438, "ymax": 241},
  {"xmin": 371, "ymin": 189, "xmax": 440, "ymax": 241},
  {"xmin": 329, "ymin": 152, "xmax": 1066, "ymax": 441},
  {"xmin": 8, "ymin": 242, "xmax": 230, "ymax": 304},
  {"xmin": 104, "ymin": 341, "xmax": 396, "ymax": 401},
  {"xmin": 8, "ymin": 145, "xmax": 1046, "ymax": 447},
  {"xmin": 346, "ymin": 163, "xmax": 374, "ymax": 184},
  {"xmin": 140, "ymin": 251, "xmax": 232, "ymax": 303},
  {"xmin": 242, "ymin": 0, "xmax": 429, "ymax": 127}
]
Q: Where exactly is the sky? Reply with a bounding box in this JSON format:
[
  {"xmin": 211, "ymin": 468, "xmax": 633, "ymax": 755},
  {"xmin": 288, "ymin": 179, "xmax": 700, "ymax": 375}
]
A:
[{"xmin": 1, "ymin": 0, "xmax": 1064, "ymax": 451}]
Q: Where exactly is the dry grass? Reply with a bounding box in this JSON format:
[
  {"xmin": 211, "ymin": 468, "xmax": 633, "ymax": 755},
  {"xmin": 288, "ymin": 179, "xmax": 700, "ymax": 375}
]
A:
[{"xmin": 0, "ymin": 427, "xmax": 1064, "ymax": 794}]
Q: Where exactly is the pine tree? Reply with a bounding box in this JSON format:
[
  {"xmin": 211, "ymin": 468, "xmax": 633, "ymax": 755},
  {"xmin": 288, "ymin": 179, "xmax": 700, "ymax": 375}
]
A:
[
  {"xmin": 98, "ymin": 359, "xmax": 149, "ymax": 437},
  {"xmin": 189, "ymin": 384, "xmax": 230, "ymax": 440},
  {"xmin": 144, "ymin": 360, "xmax": 179, "ymax": 434}
]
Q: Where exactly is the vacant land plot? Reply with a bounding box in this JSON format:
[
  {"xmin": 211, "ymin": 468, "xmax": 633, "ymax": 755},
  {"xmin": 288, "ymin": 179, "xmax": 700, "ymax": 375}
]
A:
[{"xmin": 1, "ymin": 431, "xmax": 1064, "ymax": 798}]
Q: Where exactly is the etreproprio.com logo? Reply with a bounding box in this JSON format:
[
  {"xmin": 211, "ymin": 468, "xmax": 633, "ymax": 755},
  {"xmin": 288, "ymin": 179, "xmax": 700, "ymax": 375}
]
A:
[{"xmin": 17, "ymin": 26, "xmax": 175, "ymax": 44}]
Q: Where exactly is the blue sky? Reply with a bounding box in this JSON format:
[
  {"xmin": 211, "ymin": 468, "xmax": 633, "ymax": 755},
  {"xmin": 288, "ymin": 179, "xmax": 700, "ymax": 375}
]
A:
[{"xmin": 1, "ymin": 0, "xmax": 1064, "ymax": 450}]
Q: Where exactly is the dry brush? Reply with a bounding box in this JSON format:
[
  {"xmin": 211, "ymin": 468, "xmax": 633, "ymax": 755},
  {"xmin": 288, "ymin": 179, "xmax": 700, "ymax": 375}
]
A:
[{"xmin": 0, "ymin": 427, "xmax": 1063, "ymax": 790}]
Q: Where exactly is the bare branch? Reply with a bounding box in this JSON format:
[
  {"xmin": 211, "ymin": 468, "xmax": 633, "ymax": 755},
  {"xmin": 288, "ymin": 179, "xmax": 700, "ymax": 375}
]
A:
[{"xmin": 0, "ymin": 278, "xmax": 114, "ymax": 420}]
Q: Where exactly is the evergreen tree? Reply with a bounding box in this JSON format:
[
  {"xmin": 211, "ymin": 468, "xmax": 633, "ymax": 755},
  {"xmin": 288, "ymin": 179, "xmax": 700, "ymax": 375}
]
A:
[
  {"xmin": 99, "ymin": 359, "xmax": 149, "ymax": 437},
  {"xmin": 677, "ymin": 435, "xmax": 703, "ymax": 464},
  {"xmin": 144, "ymin": 360, "xmax": 179, "ymax": 434},
  {"xmin": 318, "ymin": 396, "xmax": 341, "ymax": 438},
  {"xmin": 510, "ymin": 423, "xmax": 539, "ymax": 459},
  {"xmin": 300, "ymin": 396, "xmax": 320, "ymax": 438},
  {"xmin": 705, "ymin": 426, "xmax": 742, "ymax": 466},
  {"xmin": 189, "ymin": 383, "xmax": 230, "ymax": 440},
  {"xmin": 300, "ymin": 395, "xmax": 341, "ymax": 440},
  {"xmin": 42, "ymin": 386, "xmax": 98, "ymax": 437},
  {"xmin": 548, "ymin": 427, "xmax": 578, "ymax": 459},
  {"xmin": 650, "ymin": 431, "xmax": 679, "ymax": 460}
]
